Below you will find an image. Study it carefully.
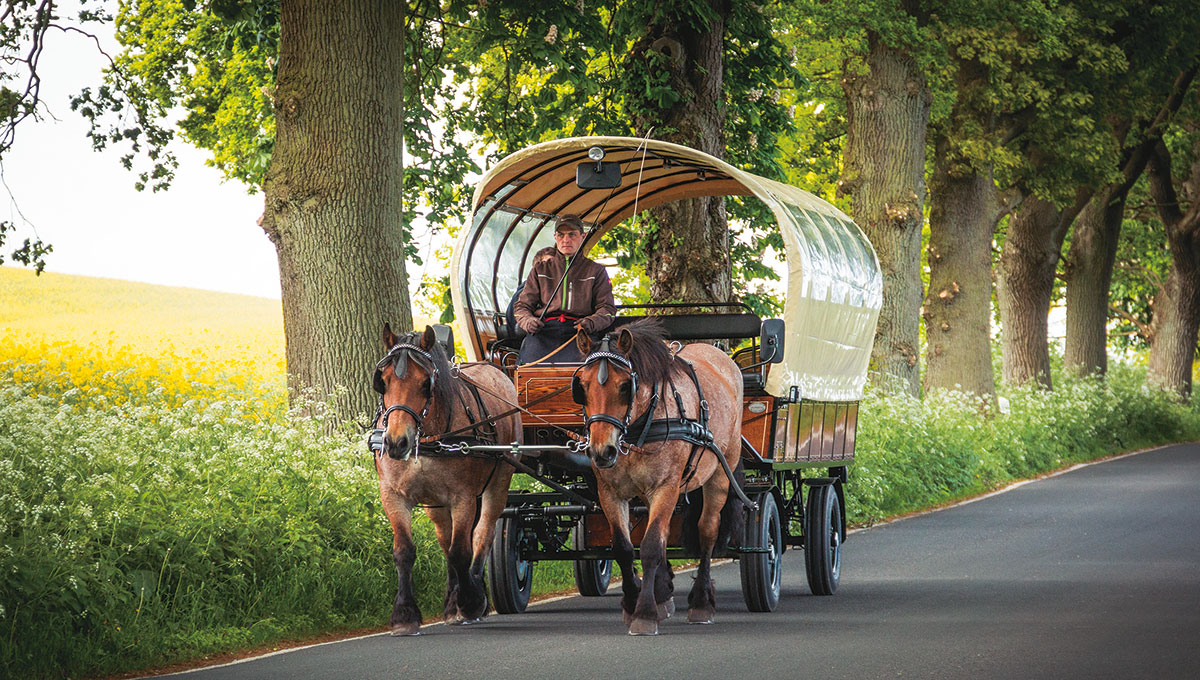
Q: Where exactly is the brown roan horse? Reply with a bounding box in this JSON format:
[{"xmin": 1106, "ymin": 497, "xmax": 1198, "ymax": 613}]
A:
[
  {"xmin": 573, "ymin": 319, "xmax": 745, "ymax": 635},
  {"xmin": 373, "ymin": 324, "xmax": 522, "ymax": 635}
]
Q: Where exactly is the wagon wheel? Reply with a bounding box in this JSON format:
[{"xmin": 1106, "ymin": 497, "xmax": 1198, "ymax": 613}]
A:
[
  {"xmin": 740, "ymin": 491, "xmax": 783, "ymax": 612},
  {"xmin": 487, "ymin": 516, "xmax": 533, "ymax": 614},
  {"xmin": 572, "ymin": 519, "xmax": 612, "ymax": 596},
  {"xmin": 804, "ymin": 483, "xmax": 843, "ymax": 596}
]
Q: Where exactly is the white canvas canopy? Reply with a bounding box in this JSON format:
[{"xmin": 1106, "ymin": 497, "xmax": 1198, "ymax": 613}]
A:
[{"xmin": 449, "ymin": 137, "xmax": 883, "ymax": 401}]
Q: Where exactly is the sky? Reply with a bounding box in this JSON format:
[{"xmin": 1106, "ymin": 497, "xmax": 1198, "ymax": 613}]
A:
[{"xmin": 2, "ymin": 15, "xmax": 280, "ymax": 299}]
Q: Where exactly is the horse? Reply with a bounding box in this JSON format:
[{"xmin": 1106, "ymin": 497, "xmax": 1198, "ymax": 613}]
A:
[
  {"xmin": 572, "ymin": 318, "xmax": 745, "ymax": 635},
  {"xmin": 372, "ymin": 323, "xmax": 522, "ymax": 635}
]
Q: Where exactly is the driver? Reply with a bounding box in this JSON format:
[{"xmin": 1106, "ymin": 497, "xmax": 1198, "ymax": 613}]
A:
[{"xmin": 513, "ymin": 214, "xmax": 616, "ymax": 363}]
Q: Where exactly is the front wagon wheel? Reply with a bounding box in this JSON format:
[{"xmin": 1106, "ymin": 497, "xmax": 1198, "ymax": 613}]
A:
[
  {"xmin": 487, "ymin": 516, "xmax": 532, "ymax": 614},
  {"xmin": 740, "ymin": 491, "xmax": 783, "ymax": 612}
]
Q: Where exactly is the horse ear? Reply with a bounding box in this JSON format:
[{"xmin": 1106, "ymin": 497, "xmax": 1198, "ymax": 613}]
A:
[
  {"xmin": 575, "ymin": 327, "xmax": 593, "ymax": 356},
  {"xmin": 383, "ymin": 322, "xmax": 398, "ymax": 349},
  {"xmin": 421, "ymin": 325, "xmax": 436, "ymax": 350},
  {"xmin": 618, "ymin": 327, "xmax": 634, "ymax": 355}
]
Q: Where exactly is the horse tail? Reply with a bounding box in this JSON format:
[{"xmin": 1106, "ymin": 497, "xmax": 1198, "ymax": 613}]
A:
[
  {"xmin": 681, "ymin": 457, "xmax": 747, "ymax": 555},
  {"xmin": 715, "ymin": 458, "xmax": 746, "ymax": 552}
]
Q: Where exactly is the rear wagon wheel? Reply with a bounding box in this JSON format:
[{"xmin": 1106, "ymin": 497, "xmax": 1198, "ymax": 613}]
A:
[
  {"xmin": 572, "ymin": 519, "xmax": 612, "ymax": 596},
  {"xmin": 804, "ymin": 483, "xmax": 842, "ymax": 596}
]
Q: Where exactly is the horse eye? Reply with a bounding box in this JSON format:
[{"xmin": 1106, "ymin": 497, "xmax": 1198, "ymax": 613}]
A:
[
  {"xmin": 422, "ymin": 378, "xmax": 432, "ymax": 394},
  {"xmin": 619, "ymin": 381, "xmax": 633, "ymax": 401}
]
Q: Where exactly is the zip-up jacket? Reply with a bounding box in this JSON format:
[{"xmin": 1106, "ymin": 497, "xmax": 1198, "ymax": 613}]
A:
[{"xmin": 513, "ymin": 248, "xmax": 616, "ymax": 334}]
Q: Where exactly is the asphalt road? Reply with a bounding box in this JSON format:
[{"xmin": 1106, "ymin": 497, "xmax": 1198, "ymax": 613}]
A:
[{"xmin": 157, "ymin": 443, "xmax": 1200, "ymax": 680}]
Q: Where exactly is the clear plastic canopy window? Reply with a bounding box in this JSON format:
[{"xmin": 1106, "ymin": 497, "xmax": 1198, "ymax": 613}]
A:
[{"xmin": 450, "ymin": 137, "xmax": 883, "ymax": 401}]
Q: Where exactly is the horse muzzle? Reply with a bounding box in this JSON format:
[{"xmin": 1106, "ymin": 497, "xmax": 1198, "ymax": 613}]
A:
[
  {"xmin": 383, "ymin": 433, "xmax": 416, "ymax": 460},
  {"xmin": 590, "ymin": 443, "xmax": 620, "ymax": 469}
]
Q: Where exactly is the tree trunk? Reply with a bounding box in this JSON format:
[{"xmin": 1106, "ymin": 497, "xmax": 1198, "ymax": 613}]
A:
[
  {"xmin": 1063, "ymin": 185, "xmax": 1127, "ymax": 376},
  {"xmin": 1062, "ymin": 67, "xmax": 1197, "ymax": 379},
  {"xmin": 1147, "ymin": 250, "xmax": 1200, "ymax": 397},
  {"xmin": 628, "ymin": 0, "xmax": 731, "ymax": 306},
  {"xmin": 1146, "ymin": 140, "xmax": 1200, "ymax": 398},
  {"xmin": 996, "ymin": 195, "xmax": 1071, "ymax": 388},
  {"xmin": 263, "ymin": 0, "xmax": 410, "ymax": 419},
  {"xmin": 923, "ymin": 136, "xmax": 997, "ymax": 399},
  {"xmin": 839, "ymin": 37, "xmax": 930, "ymax": 396}
]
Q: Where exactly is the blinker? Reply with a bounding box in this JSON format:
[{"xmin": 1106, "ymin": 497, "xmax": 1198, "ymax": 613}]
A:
[{"xmin": 571, "ymin": 376, "xmax": 586, "ymax": 404}]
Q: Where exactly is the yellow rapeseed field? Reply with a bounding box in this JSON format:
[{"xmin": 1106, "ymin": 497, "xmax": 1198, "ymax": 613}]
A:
[{"xmin": 0, "ymin": 266, "xmax": 287, "ymax": 407}]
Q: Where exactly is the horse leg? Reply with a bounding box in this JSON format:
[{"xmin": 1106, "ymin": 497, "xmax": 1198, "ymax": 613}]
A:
[
  {"xmin": 426, "ymin": 506, "xmax": 459, "ymax": 624},
  {"xmin": 687, "ymin": 475, "xmax": 729, "ymax": 624},
  {"xmin": 629, "ymin": 487, "xmax": 679, "ymax": 636},
  {"xmin": 465, "ymin": 463, "xmax": 513, "ymax": 621},
  {"xmin": 598, "ymin": 487, "xmax": 640, "ymax": 626},
  {"xmin": 382, "ymin": 492, "xmax": 422, "ymax": 636},
  {"xmin": 448, "ymin": 495, "xmax": 485, "ymax": 624}
]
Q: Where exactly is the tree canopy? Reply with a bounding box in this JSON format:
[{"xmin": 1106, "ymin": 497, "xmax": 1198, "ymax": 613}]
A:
[{"xmin": 5, "ymin": 0, "xmax": 1200, "ymax": 405}]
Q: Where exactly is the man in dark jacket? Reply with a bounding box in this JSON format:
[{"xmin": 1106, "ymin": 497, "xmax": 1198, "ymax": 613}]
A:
[{"xmin": 513, "ymin": 214, "xmax": 616, "ymax": 363}]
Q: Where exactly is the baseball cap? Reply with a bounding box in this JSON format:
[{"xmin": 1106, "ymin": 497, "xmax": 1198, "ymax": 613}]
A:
[{"xmin": 555, "ymin": 215, "xmax": 585, "ymax": 234}]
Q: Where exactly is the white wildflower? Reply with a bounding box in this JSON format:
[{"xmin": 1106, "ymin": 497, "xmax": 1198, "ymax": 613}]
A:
[{"xmin": 545, "ymin": 24, "xmax": 558, "ymax": 45}]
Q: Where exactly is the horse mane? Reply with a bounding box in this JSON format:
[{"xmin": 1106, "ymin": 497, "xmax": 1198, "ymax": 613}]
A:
[
  {"xmin": 398, "ymin": 330, "xmax": 458, "ymax": 428},
  {"xmin": 617, "ymin": 317, "xmax": 681, "ymax": 388}
]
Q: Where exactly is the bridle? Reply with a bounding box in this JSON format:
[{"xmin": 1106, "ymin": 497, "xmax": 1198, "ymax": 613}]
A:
[
  {"xmin": 373, "ymin": 341, "xmax": 439, "ymax": 457},
  {"xmin": 571, "ymin": 338, "xmax": 643, "ymax": 447}
]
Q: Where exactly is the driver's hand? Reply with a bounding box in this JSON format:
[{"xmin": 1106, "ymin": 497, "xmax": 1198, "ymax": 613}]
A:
[{"xmin": 519, "ymin": 317, "xmax": 544, "ymax": 334}]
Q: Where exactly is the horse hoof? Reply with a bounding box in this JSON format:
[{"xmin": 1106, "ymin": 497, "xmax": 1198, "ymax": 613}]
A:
[
  {"xmin": 657, "ymin": 599, "xmax": 675, "ymax": 620},
  {"xmin": 457, "ymin": 616, "xmax": 483, "ymax": 626},
  {"xmin": 628, "ymin": 618, "xmax": 659, "ymax": 636},
  {"xmin": 390, "ymin": 623, "xmax": 421, "ymax": 636},
  {"xmin": 687, "ymin": 609, "xmax": 714, "ymax": 624},
  {"xmin": 622, "ymin": 609, "xmax": 634, "ymax": 626}
]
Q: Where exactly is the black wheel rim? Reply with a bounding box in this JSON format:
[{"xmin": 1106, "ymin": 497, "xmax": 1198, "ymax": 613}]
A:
[
  {"xmin": 828, "ymin": 496, "xmax": 841, "ymax": 583},
  {"xmin": 514, "ymin": 533, "xmax": 532, "ymax": 594}
]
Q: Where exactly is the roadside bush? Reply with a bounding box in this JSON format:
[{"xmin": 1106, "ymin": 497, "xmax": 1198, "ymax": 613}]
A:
[
  {"xmin": 848, "ymin": 364, "xmax": 1200, "ymax": 525},
  {"xmin": 0, "ymin": 364, "xmax": 409, "ymax": 678}
]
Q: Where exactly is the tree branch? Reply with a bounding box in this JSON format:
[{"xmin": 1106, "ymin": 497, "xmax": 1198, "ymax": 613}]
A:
[
  {"xmin": 1114, "ymin": 261, "xmax": 1165, "ymax": 290},
  {"xmin": 1109, "ymin": 303, "xmax": 1153, "ymax": 340},
  {"xmin": 1116, "ymin": 61, "xmax": 1200, "ymax": 195}
]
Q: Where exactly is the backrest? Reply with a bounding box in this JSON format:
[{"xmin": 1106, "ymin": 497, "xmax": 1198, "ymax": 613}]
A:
[{"xmin": 611, "ymin": 313, "xmax": 761, "ymax": 341}]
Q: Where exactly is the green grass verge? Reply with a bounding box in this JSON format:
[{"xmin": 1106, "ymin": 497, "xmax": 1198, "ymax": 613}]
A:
[{"xmin": 2, "ymin": 359, "xmax": 1198, "ymax": 679}]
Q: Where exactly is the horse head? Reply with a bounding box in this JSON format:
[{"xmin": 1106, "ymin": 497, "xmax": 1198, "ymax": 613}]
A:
[
  {"xmin": 573, "ymin": 317, "xmax": 679, "ymax": 469},
  {"xmin": 375, "ymin": 323, "xmax": 443, "ymax": 460}
]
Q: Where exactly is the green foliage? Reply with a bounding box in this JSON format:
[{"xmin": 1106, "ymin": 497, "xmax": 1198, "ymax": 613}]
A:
[
  {"xmin": 72, "ymin": 0, "xmax": 276, "ymax": 190},
  {"xmin": 0, "ymin": 219, "xmax": 53, "ymax": 273}
]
